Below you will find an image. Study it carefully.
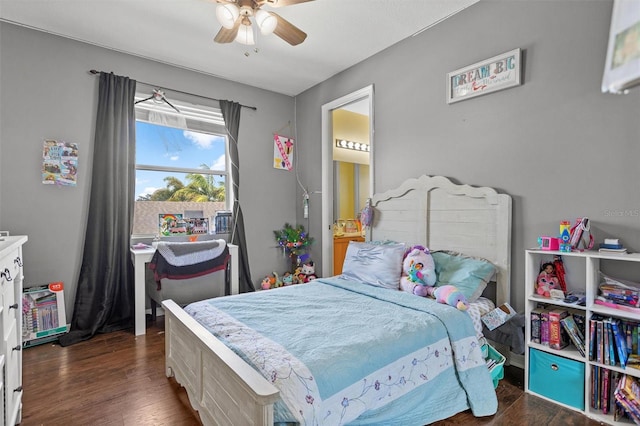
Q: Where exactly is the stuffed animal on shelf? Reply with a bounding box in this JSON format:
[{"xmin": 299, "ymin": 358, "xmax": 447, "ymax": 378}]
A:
[
  {"xmin": 400, "ymin": 246, "xmax": 436, "ymax": 297},
  {"xmin": 426, "ymin": 285, "xmax": 469, "ymax": 311}
]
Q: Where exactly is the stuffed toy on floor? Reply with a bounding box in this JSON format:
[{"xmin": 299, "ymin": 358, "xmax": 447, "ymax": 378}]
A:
[{"xmin": 399, "ymin": 245, "xmax": 436, "ymax": 297}]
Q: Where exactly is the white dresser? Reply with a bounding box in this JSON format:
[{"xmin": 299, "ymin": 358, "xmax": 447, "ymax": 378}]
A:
[{"xmin": 0, "ymin": 236, "xmax": 27, "ymax": 426}]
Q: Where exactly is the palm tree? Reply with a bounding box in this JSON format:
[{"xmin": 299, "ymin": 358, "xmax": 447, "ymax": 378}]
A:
[
  {"xmin": 137, "ymin": 176, "xmax": 185, "ymax": 201},
  {"xmin": 138, "ymin": 165, "xmax": 225, "ymax": 202},
  {"xmin": 171, "ymin": 172, "xmax": 225, "ymax": 202}
]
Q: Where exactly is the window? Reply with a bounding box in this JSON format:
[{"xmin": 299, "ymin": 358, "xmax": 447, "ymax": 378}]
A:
[{"xmin": 132, "ymin": 94, "xmax": 231, "ymax": 237}]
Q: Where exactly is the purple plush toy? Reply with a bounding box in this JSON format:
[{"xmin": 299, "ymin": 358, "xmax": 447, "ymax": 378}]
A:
[{"xmin": 400, "ymin": 246, "xmax": 436, "ymax": 297}]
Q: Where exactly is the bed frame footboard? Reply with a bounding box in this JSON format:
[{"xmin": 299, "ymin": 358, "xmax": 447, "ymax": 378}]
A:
[{"xmin": 162, "ymin": 300, "xmax": 280, "ymax": 426}]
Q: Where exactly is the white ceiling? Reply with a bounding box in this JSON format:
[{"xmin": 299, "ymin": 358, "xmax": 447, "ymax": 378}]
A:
[{"xmin": 0, "ymin": 0, "xmax": 479, "ymax": 97}]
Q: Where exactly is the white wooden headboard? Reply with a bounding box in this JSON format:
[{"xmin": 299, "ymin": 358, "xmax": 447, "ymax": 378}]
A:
[{"xmin": 370, "ymin": 175, "xmax": 512, "ymax": 306}]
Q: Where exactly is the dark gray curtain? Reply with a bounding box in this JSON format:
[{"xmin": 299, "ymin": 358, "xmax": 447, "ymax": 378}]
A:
[
  {"xmin": 220, "ymin": 100, "xmax": 255, "ymax": 293},
  {"xmin": 59, "ymin": 72, "xmax": 137, "ymax": 346}
]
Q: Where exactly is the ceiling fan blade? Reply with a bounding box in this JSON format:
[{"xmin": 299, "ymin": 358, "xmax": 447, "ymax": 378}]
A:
[
  {"xmin": 272, "ymin": 12, "xmax": 307, "ymax": 46},
  {"xmin": 214, "ymin": 17, "xmax": 241, "ymax": 43},
  {"xmin": 258, "ymin": 0, "xmax": 314, "ymax": 7}
]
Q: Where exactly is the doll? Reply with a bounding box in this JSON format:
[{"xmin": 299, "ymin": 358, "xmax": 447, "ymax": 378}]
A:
[{"xmin": 536, "ymin": 262, "xmax": 560, "ymax": 297}]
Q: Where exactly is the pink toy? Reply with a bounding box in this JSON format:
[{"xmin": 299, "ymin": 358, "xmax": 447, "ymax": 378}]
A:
[
  {"xmin": 536, "ymin": 262, "xmax": 559, "ymax": 297},
  {"xmin": 426, "ymin": 285, "xmax": 469, "ymax": 311}
]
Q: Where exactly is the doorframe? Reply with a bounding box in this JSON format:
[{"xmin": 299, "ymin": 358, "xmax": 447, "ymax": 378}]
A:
[{"xmin": 321, "ymin": 85, "xmax": 374, "ymax": 278}]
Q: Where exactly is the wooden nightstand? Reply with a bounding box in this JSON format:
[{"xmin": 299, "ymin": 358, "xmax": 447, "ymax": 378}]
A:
[{"xmin": 333, "ymin": 234, "xmax": 364, "ymax": 275}]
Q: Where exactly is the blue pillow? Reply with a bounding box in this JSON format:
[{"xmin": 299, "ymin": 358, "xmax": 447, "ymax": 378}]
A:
[
  {"xmin": 341, "ymin": 241, "xmax": 406, "ymax": 289},
  {"xmin": 432, "ymin": 250, "xmax": 496, "ymax": 302}
]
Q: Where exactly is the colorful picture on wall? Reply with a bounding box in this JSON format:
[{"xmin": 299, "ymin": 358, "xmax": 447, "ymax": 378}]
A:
[
  {"xmin": 273, "ymin": 134, "xmax": 294, "ymax": 171},
  {"xmin": 159, "ymin": 213, "xmax": 186, "ymax": 236},
  {"xmin": 602, "ymin": 0, "xmax": 640, "ymax": 93},
  {"xmin": 42, "ymin": 140, "xmax": 78, "ymax": 186}
]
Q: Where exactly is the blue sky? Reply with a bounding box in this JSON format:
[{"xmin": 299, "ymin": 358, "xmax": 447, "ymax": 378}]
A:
[{"xmin": 135, "ymin": 121, "xmax": 226, "ymax": 199}]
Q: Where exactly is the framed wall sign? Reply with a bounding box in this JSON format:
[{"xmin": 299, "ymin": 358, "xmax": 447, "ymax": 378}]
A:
[
  {"xmin": 601, "ymin": 0, "xmax": 640, "ymax": 94},
  {"xmin": 446, "ymin": 48, "xmax": 522, "ymax": 104}
]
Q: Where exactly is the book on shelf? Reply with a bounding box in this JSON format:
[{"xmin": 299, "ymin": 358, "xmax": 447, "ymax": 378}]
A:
[
  {"xmin": 599, "ymin": 282, "xmax": 640, "ymax": 308},
  {"xmin": 611, "ymin": 319, "xmax": 629, "ymax": 368},
  {"xmin": 627, "ymin": 354, "xmax": 640, "ymax": 371},
  {"xmin": 614, "ymin": 375, "xmax": 640, "ymax": 423},
  {"xmin": 594, "ymin": 298, "xmax": 640, "ymax": 314},
  {"xmin": 560, "ymin": 315, "xmax": 586, "ymax": 357},
  {"xmin": 598, "ymin": 245, "xmax": 628, "ymax": 254},
  {"xmin": 603, "ymin": 367, "xmax": 611, "ymax": 414},
  {"xmin": 549, "ymin": 309, "xmax": 569, "ymax": 350},
  {"xmin": 540, "ymin": 309, "xmax": 550, "ymax": 347},
  {"xmin": 596, "ymin": 318, "xmax": 604, "ymax": 364},
  {"xmin": 589, "ymin": 317, "xmax": 597, "ymax": 361},
  {"xmin": 530, "ymin": 307, "xmax": 544, "ymax": 344},
  {"xmin": 604, "ymin": 319, "xmax": 612, "ymax": 365}
]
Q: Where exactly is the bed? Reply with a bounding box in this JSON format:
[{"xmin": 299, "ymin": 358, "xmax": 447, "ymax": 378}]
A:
[{"xmin": 162, "ymin": 175, "xmax": 512, "ymax": 426}]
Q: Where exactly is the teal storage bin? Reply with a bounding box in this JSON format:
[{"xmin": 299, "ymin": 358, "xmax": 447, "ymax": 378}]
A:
[
  {"xmin": 483, "ymin": 344, "xmax": 505, "ymax": 388},
  {"xmin": 529, "ymin": 348, "xmax": 585, "ymax": 410}
]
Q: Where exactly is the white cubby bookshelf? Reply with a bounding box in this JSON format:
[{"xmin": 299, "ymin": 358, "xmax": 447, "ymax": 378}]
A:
[{"xmin": 524, "ymin": 249, "xmax": 640, "ymax": 425}]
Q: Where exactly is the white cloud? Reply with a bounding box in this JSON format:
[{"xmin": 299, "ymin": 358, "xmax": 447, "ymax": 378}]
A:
[
  {"xmin": 184, "ymin": 130, "xmax": 217, "ymax": 149},
  {"xmin": 170, "ymin": 155, "xmax": 179, "ymax": 161},
  {"xmin": 211, "ymin": 154, "xmax": 226, "ymax": 171},
  {"xmin": 138, "ymin": 186, "xmax": 158, "ymax": 198}
]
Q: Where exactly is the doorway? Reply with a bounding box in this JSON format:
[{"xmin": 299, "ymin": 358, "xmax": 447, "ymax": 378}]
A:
[{"xmin": 321, "ymin": 85, "xmax": 374, "ymax": 277}]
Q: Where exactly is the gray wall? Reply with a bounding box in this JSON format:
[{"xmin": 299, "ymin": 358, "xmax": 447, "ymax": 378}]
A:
[
  {"xmin": 2, "ymin": 0, "xmax": 640, "ymax": 321},
  {"xmin": 0, "ymin": 23, "xmax": 298, "ymax": 320},
  {"xmin": 295, "ymin": 0, "xmax": 640, "ymax": 312}
]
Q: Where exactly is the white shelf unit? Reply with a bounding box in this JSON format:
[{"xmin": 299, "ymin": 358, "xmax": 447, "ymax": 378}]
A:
[{"xmin": 525, "ymin": 249, "xmax": 640, "ymax": 425}]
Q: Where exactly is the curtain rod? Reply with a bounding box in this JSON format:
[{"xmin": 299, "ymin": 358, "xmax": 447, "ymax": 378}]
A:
[{"xmin": 88, "ymin": 69, "xmax": 257, "ymax": 111}]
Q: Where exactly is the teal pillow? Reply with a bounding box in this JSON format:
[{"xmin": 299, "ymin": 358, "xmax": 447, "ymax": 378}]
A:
[
  {"xmin": 432, "ymin": 250, "xmax": 496, "ymax": 302},
  {"xmin": 341, "ymin": 241, "xmax": 406, "ymax": 289}
]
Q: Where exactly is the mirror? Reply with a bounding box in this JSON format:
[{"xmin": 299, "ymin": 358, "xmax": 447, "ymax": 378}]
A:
[{"xmin": 321, "ymin": 85, "xmax": 374, "ymax": 277}]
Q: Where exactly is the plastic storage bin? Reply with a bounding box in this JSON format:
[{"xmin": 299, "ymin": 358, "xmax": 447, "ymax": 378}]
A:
[{"xmin": 484, "ymin": 343, "xmax": 505, "ymax": 388}]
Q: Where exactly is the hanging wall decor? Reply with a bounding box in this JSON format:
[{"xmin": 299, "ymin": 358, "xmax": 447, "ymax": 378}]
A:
[
  {"xmin": 273, "ymin": 134, "xmax": 294, "ymax": 171},
  {"xmin": 446, "ymin": 48, "xmax": 522, "ymax": 104},
  {"xmin": 42, "ymin": 140, "xmax": 78, "ymax": 186},
  {"xmin": 602, "ymin": 0, "xmax": 640, "ymax": 94}
]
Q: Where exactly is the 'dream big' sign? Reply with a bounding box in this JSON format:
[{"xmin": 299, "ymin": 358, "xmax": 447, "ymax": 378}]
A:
[{"xmin": 449, "ymin": 49, "xmax": 520, "ymax": 102}]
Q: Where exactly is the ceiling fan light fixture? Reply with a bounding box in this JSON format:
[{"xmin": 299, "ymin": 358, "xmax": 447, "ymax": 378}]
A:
[
  {"xmin": 235, "ymin": 19, "xmax": 255, "ymax": 45},
  {"xmin": 255, "ymin": 9, "xmax": 277, "ymax": 35},
  {"xmin": 216, "ymin": 3, "xmax": 239, "ymax": 29}
]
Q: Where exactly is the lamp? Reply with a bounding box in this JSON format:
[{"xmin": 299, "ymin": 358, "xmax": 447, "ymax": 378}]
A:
[
  {"xmin": 335, "ymin": 139, "xmax": 370, "ymax": 152},
  {"xmin": 235, "ymin": 17, "xmax": 255, "ymax": 45},
  {"xmin": 216, "ymin": 3, "xmax": 239, "ymax": 29},
  {"xmin": 255, "ymin": 9, "xmax": 277, "ymax": 35}
]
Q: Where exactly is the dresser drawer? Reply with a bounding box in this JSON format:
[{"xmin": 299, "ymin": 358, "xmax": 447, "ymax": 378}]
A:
[
  {"xmin": 0, "ymin": 247, "xmax": 22, "ymax": 286},
  {"xmin": 529, "ymin": 348, "xmax": 585, "ymax": 410},
  {"xmin": 4, "ymin": 323, "xmax": 21, "ymax": 426}
]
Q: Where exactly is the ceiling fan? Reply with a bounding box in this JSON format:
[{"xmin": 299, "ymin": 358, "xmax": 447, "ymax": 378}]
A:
[{"xmin": 214, "ymin": 0, "xmax": 313, "ymax": 46}]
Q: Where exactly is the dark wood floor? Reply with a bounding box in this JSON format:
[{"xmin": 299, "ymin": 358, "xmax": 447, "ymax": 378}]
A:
[{"xmin": 21, "ymin": 319, "xmax": 602, "ymax": 426}]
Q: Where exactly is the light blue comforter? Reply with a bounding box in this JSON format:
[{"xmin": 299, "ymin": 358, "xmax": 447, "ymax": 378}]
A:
[{"xmin": 185, "ymin": 277, "xmax": 497, "ymax": 425}]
